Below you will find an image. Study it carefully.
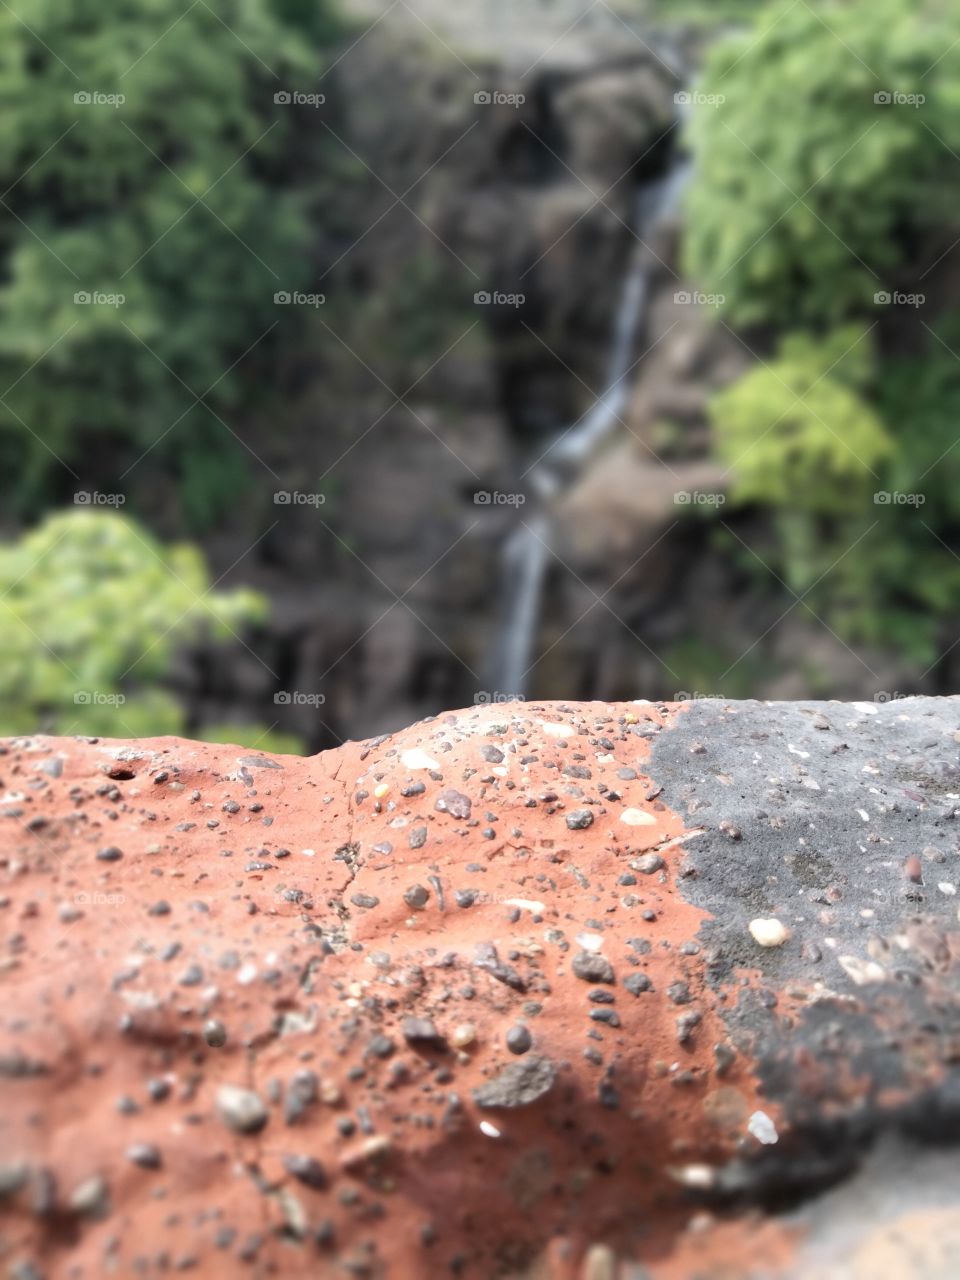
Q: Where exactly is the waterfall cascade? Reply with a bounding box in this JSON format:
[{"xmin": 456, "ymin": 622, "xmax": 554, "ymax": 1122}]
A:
[{"xmin": 489, "ymin": 155, "xmax": 692, "ymax": 698}]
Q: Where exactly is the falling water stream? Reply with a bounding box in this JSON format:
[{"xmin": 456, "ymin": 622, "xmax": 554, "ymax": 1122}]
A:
[{"xmin": 490, "ymin": 155, "xmax": 692, "ymax": 698}]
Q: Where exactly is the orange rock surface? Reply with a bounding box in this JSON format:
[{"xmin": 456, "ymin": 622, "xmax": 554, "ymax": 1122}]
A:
[{"xmin": 1, "ymin": 700, "xmax": 786, "ymax": 1279}]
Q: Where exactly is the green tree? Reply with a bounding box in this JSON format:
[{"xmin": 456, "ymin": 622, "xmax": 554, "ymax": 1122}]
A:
[
  {"xmin": 712, "ymin": 327, "xmax": 891, "ymax": 517},
  {"xmin": 710, "ymin": 326, "xmax": 960, "ymax": 664},
  {"xmin": 0, "ymin": 508, "xmax": 266, "ymax": 737},
  {"xmin": 0, "ymin": 0, "xmax": 339, "ymax": 517},
  {"xmin": 683, "ymin": 0, "xmax": 960, "ymax": 327}
]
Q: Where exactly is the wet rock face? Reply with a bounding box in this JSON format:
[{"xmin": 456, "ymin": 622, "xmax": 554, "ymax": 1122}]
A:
[{"xmin": 1, "ymin": 698, "xmax": 960, "ymax": 1278}]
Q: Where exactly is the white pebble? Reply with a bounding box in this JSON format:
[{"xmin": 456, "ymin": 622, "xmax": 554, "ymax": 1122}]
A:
[
  {"xmin": 669, "ymin": 1164, "xmax": 716, "ymax": 1188},
  {"xmin": 479, "ymin": 1121, "xmax": 501, "ymax": 1138},
  {"xmin": 539, "ymin": 720, "xmax": 574, "ymax": 738},
  {"xmin": 505, "ymin": 898, "xmax": 545, "ymax": 914},
  {"xmin": 837, "ymin": 954, "xmax": 886, "ymax": 986},
  {"xmin": 747, "ymin": 1110, "xmax": 778, "ymax": 1144},
  {"xmin": 400, "ymin": 748, "xmax": 440, "ymax": 770},
  {"xmin": 748, "ymin": 918, "xmax": 788, "ymax": 947},
  {"xmin": 620, "ymin": 808, "xmax": 656, "ymax": 826}
]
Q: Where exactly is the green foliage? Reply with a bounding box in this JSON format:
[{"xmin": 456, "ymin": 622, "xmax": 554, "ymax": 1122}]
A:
[
  {"xmin": 0, "ymin": 0, "xmax": 339, "ymax": 517},
  {"xmin": 324, "ymin": 252, "xmax": 482, "ymax": 394},
  {"xmin": 201, "ymin": 723, "xmax": 304, "ymax": 755},
  {"xmin": 879, "ymin": 342, "xmax": 960, "ymax": 525},
  {"xmin": 683, "ymin": 0, "xmax": 960, "ymax": 326},
  {"xmin": 661, "ymin": 635, "xmax": 775, "ymax": 699},
  {"xmin": 0, "ymin": 509, "xmax": 266, "ymax": 737},
  {"xmin": 710, "ymin": 323, "xmax": 960, "ymax": 664},
  {"xmin": 712, "ymin": 328, "xmax": 891, "ymax": 515},
  {"xmin": 646, "ymin": 0, "xmax": 765, "ymax": 27}
]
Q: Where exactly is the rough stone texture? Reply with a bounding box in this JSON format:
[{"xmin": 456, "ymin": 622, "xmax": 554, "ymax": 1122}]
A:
[{"xmin": 1, "ymin": 698, "xmax": 960, "ymax": 1277}]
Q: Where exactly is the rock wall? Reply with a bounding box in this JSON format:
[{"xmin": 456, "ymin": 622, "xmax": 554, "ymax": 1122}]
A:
[
  {"xmin": 3, "ymin": 696, "xmax": 960, "ymax": 1277},
  {"xmin": 174, "ymin": 21, "xmax": 733, "ymax": 747}
]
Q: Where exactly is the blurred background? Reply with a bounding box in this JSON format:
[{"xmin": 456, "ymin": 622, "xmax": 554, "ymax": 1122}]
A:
[{"xmin": 1, "ymin": 0, "xmax": 959, "ymax": 752}]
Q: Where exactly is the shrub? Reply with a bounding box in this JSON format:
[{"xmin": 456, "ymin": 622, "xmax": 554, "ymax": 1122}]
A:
[
  {"xmin": 711, "ymin": 327, "xmax": 891, "ymax": 518},
  {"xmin": 0, "ymin": 0, "xmax": 338, "ymax": 517},
  {"xmin": 710, "ymin": 324, "xmax": 960, "ymax": 664},
  {"xmin": 683, "ymin": 0, "xmax": 960, "ymax": 326},
  {"xmin": 0, "ymin": 509, "xmax": 266, "ymax": 737}
]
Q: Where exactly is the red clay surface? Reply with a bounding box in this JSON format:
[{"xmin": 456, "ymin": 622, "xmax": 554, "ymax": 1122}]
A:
[{"xmin": 0, "ymin": 700, "xmax": 787, "ymax": 1279}]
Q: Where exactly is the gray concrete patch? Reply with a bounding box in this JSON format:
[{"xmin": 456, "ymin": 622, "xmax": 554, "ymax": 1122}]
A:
[{"xmin": 648, "ymin": 697, "xmax": 960, "ymax": 1189}]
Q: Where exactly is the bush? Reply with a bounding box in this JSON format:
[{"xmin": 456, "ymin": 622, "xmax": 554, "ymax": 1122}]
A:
[
  {"xmin": 710, "ymin": 323, "xmax": 960, "ymax": 664},
  {"xmin": 0, "ymin": 0, "xmax": 338, "ymax": 517},
  {"xmin": 0, "ymin": 509, "xmax": 266, "ymax": 737},
  {"xmin": 711, "ymin": 327, "xmax": 891, "ymax": 517},
  {"xmin": 683, "ymin": 0, "xmax": 960, "ymax": 327}
]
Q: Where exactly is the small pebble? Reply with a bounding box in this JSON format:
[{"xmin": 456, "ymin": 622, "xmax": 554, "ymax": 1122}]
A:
[
  {"xmin": 401, "ymin": 1017, "xmax": 446, "ymax": 1050},
  {"xmin": 632, "ymin": 853, "xmax": 664, "ymax": 874},
  {"xmin": 283, "ymin": 1155, "xmax": 327, "ymax": 1189},
  {"xmin": 566, "ymin": 809, "xmax": 594, "ymax": 830},
  {"xmin": 623, "ymin": 972, "xmax": 652, "ymax": 996},
  {"xmin": 748, "ymin": 918, "xmax": 789, "ymax": 947},
  {"xmin": 216, "ymin": 1085, "xmax": 268, "ymax": 1134},
  {"xmin": 571, "ymin": 951, "xmax": 614, "ymax": 984},
  {"xmin": 203, "ymin": 1019, "xmax": 227, "ymax": 1048},
  {"xmin": 126, "ymin": 1143, "xmax": 162, "ymax": 1170},
  {"xmin": 505, "ymin": 1025, "xmax": 532, "ymax": 1055},
  {"xmin": 747, "ymin": 1110, "xmax": 779, "ymax": 1144},
  {"xmin": 904, "ymin": 855, "xmax": 923, "ymax": 883},
  {"xmin": 68, "ymin": 1174, "xmax": 109, "ymax": 1217},
  {"xmin": 451, "ymin": 1023, "xmax": 476, "ymax": 1049}
]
